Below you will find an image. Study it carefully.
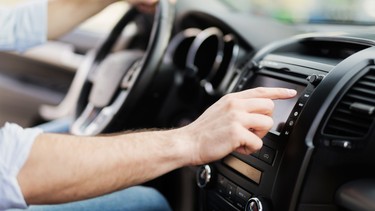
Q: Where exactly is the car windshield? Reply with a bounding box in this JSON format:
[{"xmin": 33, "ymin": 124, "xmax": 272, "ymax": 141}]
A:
[{"xmin": 221, "ymin": 0, "xmax": 375, "ymax": 25}]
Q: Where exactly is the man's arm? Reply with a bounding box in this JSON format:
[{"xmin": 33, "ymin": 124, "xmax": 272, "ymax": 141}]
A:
[
  {"xmin": 18, "ymin": 129, "xmax": 186, "ymax": 204},
  {"xmin": 47, "ymin": 0, "xmax": 118, "ymax": 39},
  {"xmin": 17, "ymin": 87, "xmax": 297, "ymax": 205},
  {"xmin": 47, "ymin": 0, "xmax": 158, "ymax": 39},
  {"xmin": 0, "ymin": 0, "xmax": 157, "ymax": 51}
]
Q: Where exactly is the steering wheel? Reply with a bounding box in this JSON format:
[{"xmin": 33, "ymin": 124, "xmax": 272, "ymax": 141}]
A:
[{"xmin": 70, "ymin": 0, "xmax": 175, "ymax": 136}]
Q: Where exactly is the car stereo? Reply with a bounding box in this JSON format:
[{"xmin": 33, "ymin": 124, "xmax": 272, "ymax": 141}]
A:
[{"xmin": 196, "ymin": 53, "xmax": 329, "ymax": 211}]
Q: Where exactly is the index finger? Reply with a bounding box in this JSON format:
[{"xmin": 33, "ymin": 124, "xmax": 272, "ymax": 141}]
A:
[{"xmin": 232, "ymin": 87, "xmax": 297, "ymax": 100}]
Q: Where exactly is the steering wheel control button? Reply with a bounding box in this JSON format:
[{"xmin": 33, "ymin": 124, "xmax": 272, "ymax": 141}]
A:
[
  {"xmin": 259, "ymin": 146, "xmax": 276, "ymax": 165},
  {"xmin": 121, "ymin": 60, "xmax": 143, "ymax": 89},
  {"xmin": 196, "ymin": 165, "xmax": 212, "ymax": 188}
]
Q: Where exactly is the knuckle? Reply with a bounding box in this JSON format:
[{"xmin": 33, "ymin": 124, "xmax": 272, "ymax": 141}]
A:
[
  {"xmin": 252, "ymin": 139, "xmax": 263, "ymax": 151},
  {"xmin": 227, "ymin": 123, "xmax": 242, "ymax": 139},
  {"xmin": 265, "ymin": 116, "xmax": 274, "ymax": 129},
  {"xmin": 227, "ymin": 110, "xmax": 241, "ymax": 122},
  {"xmin": 244, "ymin": 136, "xmax": 263, "ymax": 152},
  {"xmin": 222, "ymin": 96, "xmax": 238, "ymax": 111}
]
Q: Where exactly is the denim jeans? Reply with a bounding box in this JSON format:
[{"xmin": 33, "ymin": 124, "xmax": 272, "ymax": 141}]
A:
[
  {"xmin": 8, "ymin": 186, "xmax": 172, "ymax": 211},
  {"xmin": 35, "ymin": 117, "xmax": 72, "ymax": 134}
]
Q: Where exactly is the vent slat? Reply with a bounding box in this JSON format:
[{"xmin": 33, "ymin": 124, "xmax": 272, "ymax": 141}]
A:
[
  {"xmin": 331, "ymin": 115, "xmax": 371, "ymax": 129},
  {"xmin": 336, "ymin": 107, "xmax": 373, "ymax": 120},
  {"xmin": 363, "ymin": 74, "xmax": 375, "ymax": 82},
  {"xmin": 346, "ymin": 93, "xmax": 375, "ymax": 104},
  {"xmin": 323, "ymin": 68, "xmax": 375, "ymax": 138},
  {"xmin": 357, "ymin": 81, "xmax": 375, "ymax": 89},
  {"xmin": 351, "ymin": 87, "xmax": 375, "ymax": 97},
  {"xmin": 325, "ymin": 125, "xmax": 366, "ymax": 137}
]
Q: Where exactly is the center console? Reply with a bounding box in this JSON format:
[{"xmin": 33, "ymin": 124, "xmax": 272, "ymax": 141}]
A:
[{"xmin": 197, "ymin": 33, "xmax": 375, "ymax": 211}]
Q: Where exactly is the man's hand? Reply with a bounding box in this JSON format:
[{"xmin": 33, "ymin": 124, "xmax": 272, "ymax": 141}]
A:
[{"xmin": 176, "ymin": 87, "xmax": 297, "ymax": 166}]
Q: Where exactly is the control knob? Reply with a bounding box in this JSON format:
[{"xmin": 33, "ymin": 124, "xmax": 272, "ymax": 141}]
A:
[
  {"xmin": 246, "ymin": 197, "xmax": 272, "ymax": 211},
  {"xmin": 196, "ymin": 165, "xmax": 212, "ymax": 188},
  {"xmin": 306, "ymin": 74, "xmax": 324, "ymax": 86}
]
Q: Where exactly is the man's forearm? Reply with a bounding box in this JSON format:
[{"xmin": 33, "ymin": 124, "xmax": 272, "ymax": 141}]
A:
[
  {"xmin": 17, "ymin": 129, "xmax": 189, "ymax": 205},
  {"xmin": 47, "ymin": 0, "xmax": 118, "ymax": 39}
]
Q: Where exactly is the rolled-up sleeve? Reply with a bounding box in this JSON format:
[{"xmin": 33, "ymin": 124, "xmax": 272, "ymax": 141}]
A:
[
  {"xmin": 0, "ymin": 123, "xmax": 43, "ymax": 210},
  {"xmin": 0, "ymin": 0, "xmax": 48, "ymax": 52}
]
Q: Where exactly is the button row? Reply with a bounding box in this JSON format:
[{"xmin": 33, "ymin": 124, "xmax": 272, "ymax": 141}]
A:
[
  {"xmin": 283, "ymin": 90, "xmax": 311, "ymax": 136},
  {"xmin": 216, "ymin": 175, "xmax": 252, "ymax": 210}
]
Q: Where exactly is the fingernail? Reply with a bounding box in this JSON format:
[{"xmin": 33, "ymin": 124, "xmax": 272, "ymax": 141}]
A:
[{"xmin": 288, "ymin": 89, "xmax": 297, "ymax": 96}]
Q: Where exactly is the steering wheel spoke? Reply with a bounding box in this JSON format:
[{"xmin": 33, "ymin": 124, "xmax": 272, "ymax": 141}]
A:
[
  {"xmin": 71, "ymin": 90, "xmax": 129, "ymax": 135},
  {"xmin": 89, "ymin": 51, "xmax": 143, "ymax": 108}
]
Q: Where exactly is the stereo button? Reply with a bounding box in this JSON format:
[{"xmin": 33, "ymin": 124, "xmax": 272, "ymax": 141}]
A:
[
  {"xmin": 307, "ymin": 74, "xmax": 324, "ymax": 86},
  {"xmin": 236, "ymin": 187, "xmax": 252, "ymax": 202},
  {"xmin": 226, "ymin": 181, "xmax": 237, "ymax": 202},
  {"xmin": 217, "ymin": 175, "xmax": 227, "ymax": 195},
  {"xmin": 259, "ymin": 146, "xmax": 276, "ymax": 165},
  {"xmin": 252, "ymin": 150, "xmax": 260, "ymax": 158}
]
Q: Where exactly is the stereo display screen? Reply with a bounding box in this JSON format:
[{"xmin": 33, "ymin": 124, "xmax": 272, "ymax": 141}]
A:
[{"xmin": 245, "ymin": 75, "xmax": 305, "ymax": 135}]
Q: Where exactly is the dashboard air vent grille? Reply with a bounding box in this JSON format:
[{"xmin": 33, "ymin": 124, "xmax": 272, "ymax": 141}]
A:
[{"xmin": 323, "ymin": 68, "xmax": 375, "ymax": 138}]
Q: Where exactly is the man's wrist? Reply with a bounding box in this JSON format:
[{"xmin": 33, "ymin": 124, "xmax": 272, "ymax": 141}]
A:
[{"xmin": 166, "ymin": 127, "xmax": 197, "ymax": 167}]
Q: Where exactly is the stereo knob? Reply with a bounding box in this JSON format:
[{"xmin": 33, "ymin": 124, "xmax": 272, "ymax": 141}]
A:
[
  {"xmin": 246, "ymin": 197, "xmax": 271, "ymax": 211},
  {"xmin": 196, "ymin": 165, "xmax": 212, "ymax": 188},
  {"xmin": 306, "ymin": 74, "xmax": 324, "ymax": 86}
]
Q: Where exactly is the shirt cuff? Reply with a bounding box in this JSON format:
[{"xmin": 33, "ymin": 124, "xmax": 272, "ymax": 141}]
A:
[{"xmin": 0, "ymin": 123, "xmax": 43, "ymax": 210}]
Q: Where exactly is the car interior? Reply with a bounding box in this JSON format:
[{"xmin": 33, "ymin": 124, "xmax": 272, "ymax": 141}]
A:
[{"xmin": 1, "ymin": 0, "xmax": 375, "ymax": 210}]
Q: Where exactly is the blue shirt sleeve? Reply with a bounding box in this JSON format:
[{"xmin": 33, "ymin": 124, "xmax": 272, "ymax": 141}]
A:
[
  {"xmin": 0, "ymin": 0, "xmax": 48, "ymax": 52},
  {"xmin": 0, "ymin": 123, "xmax": 43, "ymax": 210}
]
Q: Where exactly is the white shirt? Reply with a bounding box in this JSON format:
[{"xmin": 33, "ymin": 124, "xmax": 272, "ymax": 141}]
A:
[
  {"xmin": 0, "ymin": 0, "xmax": 47, "ymax": 52},
  {"xmin": 0, "ymin": 123, "xmax": 43, "ymax": 210},
  {"xmin": 0, "ymin": 0, "xmax": 47, "ymax": 210}
]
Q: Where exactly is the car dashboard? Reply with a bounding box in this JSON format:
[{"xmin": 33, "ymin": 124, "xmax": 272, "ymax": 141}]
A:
[
  {"xmin": 198, "ymin": 33, "xmax": 375, "ymax": 211},
  {"xmin": 158, "ymin": 3, "xmax": 375, "ymax": 211}
]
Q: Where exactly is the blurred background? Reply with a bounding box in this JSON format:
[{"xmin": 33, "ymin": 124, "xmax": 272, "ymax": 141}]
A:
[{"xmin": 224, "ymin": 0, "xmax": 375, "ymax": 24}]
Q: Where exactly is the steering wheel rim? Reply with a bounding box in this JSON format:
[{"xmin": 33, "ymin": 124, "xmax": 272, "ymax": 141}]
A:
[{"xmin": 71, "ymin": 0, "xmax": 175, "ymax": 136}]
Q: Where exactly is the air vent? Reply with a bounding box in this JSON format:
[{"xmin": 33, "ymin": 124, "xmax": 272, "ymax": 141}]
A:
[{"xmin": 323, "ymin": 67, "xmax": 375, "ymax": 138}]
